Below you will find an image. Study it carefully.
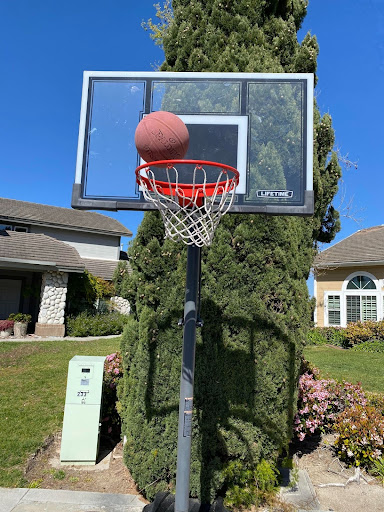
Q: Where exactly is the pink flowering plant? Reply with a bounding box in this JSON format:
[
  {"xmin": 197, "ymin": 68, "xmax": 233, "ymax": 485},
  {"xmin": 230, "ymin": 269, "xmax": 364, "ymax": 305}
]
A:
[
  {"xmin": 0, "ymin": 320, "xmax": 14, "ymax": 332},
  {"xmin": 101, "ymin": 351, "xmax": 124, "ymax": 440},
  {"xmin": 294, "ymin": 367, "xmax": 367, "ymax": 441},
  {"xmin": 334, "ymin": 405, "xmax": 384, "ymax": 468},
  {"xmin": 104, "ymin": 352, "xmax": 123, "ymax": 389}
]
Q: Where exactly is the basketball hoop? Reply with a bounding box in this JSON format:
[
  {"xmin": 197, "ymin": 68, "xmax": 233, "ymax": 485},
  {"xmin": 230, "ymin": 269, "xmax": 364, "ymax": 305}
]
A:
[{"xmin": 135, "ymin": 159, "xmax": 239, "ymax": 247}]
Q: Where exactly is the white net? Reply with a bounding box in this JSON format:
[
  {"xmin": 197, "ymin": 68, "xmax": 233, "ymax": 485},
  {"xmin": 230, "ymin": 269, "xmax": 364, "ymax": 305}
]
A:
[{"xmin": 136, "ymin": 161, "xmax": 239, "ymax": 247}]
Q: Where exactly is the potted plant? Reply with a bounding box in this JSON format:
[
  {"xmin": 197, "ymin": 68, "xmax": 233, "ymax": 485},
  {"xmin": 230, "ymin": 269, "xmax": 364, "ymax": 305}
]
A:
[
  {"xmin": 8, "ymin": 313, "xmax": 32, "ymax": 337},
  {"xmin": 0, "ymin": 320, "xmax": 14, "ymax": 338}
]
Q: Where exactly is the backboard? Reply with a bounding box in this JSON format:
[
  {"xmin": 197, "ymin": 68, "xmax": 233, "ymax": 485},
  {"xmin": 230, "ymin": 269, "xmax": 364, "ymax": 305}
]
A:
[{"xmin": 72, "ymin": 71, "xmax": 313, "ymax": 215}]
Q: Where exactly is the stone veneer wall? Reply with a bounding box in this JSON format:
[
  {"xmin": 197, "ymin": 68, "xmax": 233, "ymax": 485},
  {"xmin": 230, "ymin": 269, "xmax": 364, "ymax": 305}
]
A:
[
  {"xmin": 110, "ymin": 296, "xmax": 130, "ymax": 315},
  {"xmin": 35, "ymin": 271, "xmax": 68, "ymax": 337}
]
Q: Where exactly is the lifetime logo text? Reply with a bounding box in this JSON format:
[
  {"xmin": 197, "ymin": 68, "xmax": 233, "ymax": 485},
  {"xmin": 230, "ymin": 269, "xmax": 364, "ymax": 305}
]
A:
[{"xmin": 256, "ymin": 190, "xmax": 294, "ymax": 198}]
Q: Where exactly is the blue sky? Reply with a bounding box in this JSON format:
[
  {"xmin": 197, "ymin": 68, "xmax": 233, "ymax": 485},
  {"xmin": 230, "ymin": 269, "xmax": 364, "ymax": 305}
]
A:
[
  {"xmin": 1, "ymin": 0, "xmax": 383, "ymax": 263},
  {"xmin": 299, "ymin": 0, "xmax": 384, "ymax": 246}
]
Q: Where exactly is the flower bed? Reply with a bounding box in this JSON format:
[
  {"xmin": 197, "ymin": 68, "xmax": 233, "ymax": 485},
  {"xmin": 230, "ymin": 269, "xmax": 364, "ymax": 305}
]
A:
[
  {"xmin": 294, "ymin": 368, "xmax": 367, "ymax": 441},
  {"xmin": 295, "ymin": 361, "xmax": 384, "ymax": 473}
]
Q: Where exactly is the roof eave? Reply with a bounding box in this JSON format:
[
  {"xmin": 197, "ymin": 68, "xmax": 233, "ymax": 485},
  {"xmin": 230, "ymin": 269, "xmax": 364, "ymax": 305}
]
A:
[
  {"xmin": 0, "ymin": 257, "xmax": 84, "ymax": 273},
  {"xmin": 314, "ymin": 260, "xmax": 384, "ymax": 270},
  {"xmin": 1, "ymin": 216, "xmax": 132, "ymax": 237}
]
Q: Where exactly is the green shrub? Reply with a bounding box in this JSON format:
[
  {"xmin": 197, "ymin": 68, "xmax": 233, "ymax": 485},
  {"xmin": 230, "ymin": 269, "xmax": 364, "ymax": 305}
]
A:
[
  {"xmin": 334, "ymin": 405, "xmax": 384, "ymax": 468},
  {"xmin": 352, "ymin": 340, "xmax": 384, "ymax": 353},
  {"xmin": 307, "ymin": 328, "xmax": 327, "ymax": 345},
  {"xmin": 307, "ymin": 327, "xmax": 348, "ymax": 348},
  {"xmin": 66, "ymin": 312, "xmax": 128, "ymax": 337},
  {"xmin": 66, "ymin": 270, "xmax": 115, "ymax": 316},
  {"xmin": 370, "ymin": 457, "xmax": 384, "ymax": 484},
  {"xmin": 309, "ymin": 321, "xmax": 384, "ymax": 348},
  {"xmin": 327, "ymin": 327, "xmax": 349, "ymax": 347},
  {"xmin": 307, "ymin": 327, "xmax": 348, "ymax": 347},
  {"xmin": 343, "ymin": 321, "xmax": 377, "ymax": 346},
  {"xmin": 119, "ymin": 247, "xmax": 308, "ymax": 503},
  {"xmin": 8, "ymin": 313, "xmax": 31, "ymax": 323},
  {"xmin": 223, "ymin": 459, "xmax": 278, "ymax": 509}
]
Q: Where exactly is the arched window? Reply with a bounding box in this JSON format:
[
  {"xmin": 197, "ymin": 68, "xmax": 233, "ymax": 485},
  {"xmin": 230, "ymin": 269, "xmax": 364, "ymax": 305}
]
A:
[{"xmin": 346, "ymin": 275, "xmax": 376, "ymax": 290}]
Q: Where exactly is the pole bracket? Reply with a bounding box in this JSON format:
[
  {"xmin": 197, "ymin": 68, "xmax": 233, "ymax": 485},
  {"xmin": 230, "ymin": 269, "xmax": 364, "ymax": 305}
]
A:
[{"xmin": 177, "ymin": 318, "xmax": 203, "ymax": 328}]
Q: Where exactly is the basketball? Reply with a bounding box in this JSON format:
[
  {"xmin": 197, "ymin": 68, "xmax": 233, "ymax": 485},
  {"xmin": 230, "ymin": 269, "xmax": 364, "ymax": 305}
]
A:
[{"xmin": 135, "ymin": 111, "xmax": 189, "ymax": 164}]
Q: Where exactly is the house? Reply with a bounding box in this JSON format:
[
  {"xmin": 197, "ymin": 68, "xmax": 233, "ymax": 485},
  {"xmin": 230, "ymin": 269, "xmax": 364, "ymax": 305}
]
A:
[
  {"xmin": 314, "ymin": 225, "xmax": 384, "ymax": 327},
  {"xmin": 0, "ymin": 197, "xmax": 132, "ymax": 336}
]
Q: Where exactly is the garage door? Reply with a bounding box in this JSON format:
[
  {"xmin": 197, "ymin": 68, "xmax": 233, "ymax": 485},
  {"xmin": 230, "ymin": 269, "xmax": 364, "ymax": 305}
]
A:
[{"xmin": 0, "ymin": 279, "xmax": 22, "ymax": 319}]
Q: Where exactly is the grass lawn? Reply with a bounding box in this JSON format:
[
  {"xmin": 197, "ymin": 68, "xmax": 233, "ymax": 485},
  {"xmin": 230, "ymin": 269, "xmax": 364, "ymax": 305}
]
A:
[
  {"xmin": 304, "ymin": 346, "xmax": 384, "ymax": 394},
  {"xmin": 0, "ymin": 338, "xmax": 121, "ymax": 488}
]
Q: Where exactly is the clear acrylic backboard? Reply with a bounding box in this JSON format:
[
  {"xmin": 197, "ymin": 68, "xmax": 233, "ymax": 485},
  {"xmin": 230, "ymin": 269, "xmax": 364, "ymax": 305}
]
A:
[{"xmin": 72, "ymin": 71, "xmax": 314, "ymax": 215}]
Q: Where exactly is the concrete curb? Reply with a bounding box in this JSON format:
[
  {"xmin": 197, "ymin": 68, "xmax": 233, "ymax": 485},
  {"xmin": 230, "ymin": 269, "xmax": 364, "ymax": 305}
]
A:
[
  {"xmin": 0, "ymin": 334, "xmax": 122, "ymax": 343},
  {"xmin": 280, "ymin": 469, "xmax": 323, "ymax": 511},
  {"xmin": 0, "ymin": 488, "xmax": 144, "ymax": 512}
]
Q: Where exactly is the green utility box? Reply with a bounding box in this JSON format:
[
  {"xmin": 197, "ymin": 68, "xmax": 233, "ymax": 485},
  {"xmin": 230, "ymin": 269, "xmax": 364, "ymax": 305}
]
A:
[{"xmin": 60, "ymin": 355, "xmax": 106, "ymax": 465}]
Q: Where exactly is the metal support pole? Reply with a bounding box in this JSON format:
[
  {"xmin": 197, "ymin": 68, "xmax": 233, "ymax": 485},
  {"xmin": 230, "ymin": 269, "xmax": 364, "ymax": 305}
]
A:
[{"xmin": 175, "ymin": 244, "xmax": 201, "ymax": 512}]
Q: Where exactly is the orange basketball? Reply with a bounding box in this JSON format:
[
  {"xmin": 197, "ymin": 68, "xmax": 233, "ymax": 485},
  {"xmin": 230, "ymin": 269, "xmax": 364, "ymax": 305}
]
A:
[{"xmin": 135, "ymin": 111, "xmax": 189, "ymax": 164}]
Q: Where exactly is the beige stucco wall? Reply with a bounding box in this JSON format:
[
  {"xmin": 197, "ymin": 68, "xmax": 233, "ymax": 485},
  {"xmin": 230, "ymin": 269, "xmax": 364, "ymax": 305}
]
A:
[{"xmin": 315, "ymin": 265, "xmax": 384, "ymax": 327}]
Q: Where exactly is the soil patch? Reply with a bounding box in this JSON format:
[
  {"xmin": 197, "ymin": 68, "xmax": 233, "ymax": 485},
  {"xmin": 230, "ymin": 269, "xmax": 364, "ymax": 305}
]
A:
[
  {"xmin": 294, "ymin": 433, "xmax": 384, "ymax": 512},
  {"xmin": 24, "ymin": 432, "xmax": 147, "ymax": 502}
]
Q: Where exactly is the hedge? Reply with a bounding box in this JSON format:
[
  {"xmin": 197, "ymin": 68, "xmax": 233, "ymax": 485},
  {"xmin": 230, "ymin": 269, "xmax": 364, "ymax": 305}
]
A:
[
  {"xmin": 308, "ymin": 321, "xmax": 384, "ymax": 348},
  {"xmin": 66, "ymin": 312, "xmax": 129, "ymax": 337},
  {"xmin": 118, "ymin": 213, "xmax": 313, "ymax": 503}
]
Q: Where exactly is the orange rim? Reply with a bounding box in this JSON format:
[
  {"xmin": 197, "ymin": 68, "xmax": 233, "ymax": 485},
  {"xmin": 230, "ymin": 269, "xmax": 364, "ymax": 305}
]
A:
[{"xmin": 135, "ymin": 159, "xmax": 239, "ymax": 199}]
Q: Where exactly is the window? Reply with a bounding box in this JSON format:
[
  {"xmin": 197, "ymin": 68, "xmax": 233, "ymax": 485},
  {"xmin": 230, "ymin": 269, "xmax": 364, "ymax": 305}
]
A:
[
  {"xmin": 346, "ymin": 295, "xmax": 377, "ymax": 323},
  {"xmin": 346, "ymin": 295, "xmax": 360, "ymax": 323},
  {"xmin": 0, "ymin": 224, "xmax": 29, "ymax": 232},
  {"xmin": 327, "ymin": 295, "xmax": 341, "ymax": 325},
  {"xmin": 346, "ymin": 275, "xmax": 377, "ymax": 323},
  {"xmin": 323, "ymin": 273, "xmax": 383, "ymax": 327},
  {"xmin": 362, "ymin": 295, "xmax": 377, "ymax": 321}
]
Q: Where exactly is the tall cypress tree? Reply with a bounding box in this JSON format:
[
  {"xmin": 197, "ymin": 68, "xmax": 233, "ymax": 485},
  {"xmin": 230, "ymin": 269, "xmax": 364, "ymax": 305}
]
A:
[{"xmin": 118, "ymin": 0, "xmax": 341, "ymax": 503}]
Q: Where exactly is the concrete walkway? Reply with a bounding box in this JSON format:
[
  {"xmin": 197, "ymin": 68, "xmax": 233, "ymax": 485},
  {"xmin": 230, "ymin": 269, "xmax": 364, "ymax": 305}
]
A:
[
  {"xmin": 0, "ymin": 476, "xmax": 330, "ymax": 512},
  {"xmin": 0, "ymin": 488, "xmax": 144, "ymax": 512}
]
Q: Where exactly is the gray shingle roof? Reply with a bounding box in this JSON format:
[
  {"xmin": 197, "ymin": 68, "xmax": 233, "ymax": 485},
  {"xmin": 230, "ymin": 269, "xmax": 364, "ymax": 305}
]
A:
[
  {"xmin": 82, "ymin": 258, "xmax": 119, "ymax": 281},
  {"xmin": 0, "ymin": 231, "xmax": 85, "ymax": 272},
  {"xmin": 314, "ymin": 226, "xmax": 384, "ymax": 268},
  {"xmin": 82, "ymin": 258, "xmax": 132, "ymax": 281},
  {"xmin": 0, "ymin": 197, "xmax": 132, "ymax": 237}
]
